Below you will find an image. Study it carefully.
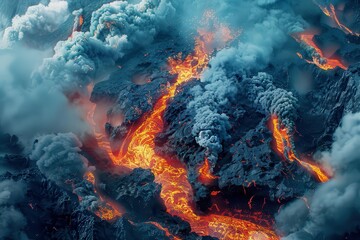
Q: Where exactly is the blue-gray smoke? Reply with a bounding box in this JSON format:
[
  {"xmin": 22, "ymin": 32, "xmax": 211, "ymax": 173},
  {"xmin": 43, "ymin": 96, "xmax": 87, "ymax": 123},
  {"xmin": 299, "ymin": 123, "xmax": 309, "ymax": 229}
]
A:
[{"xmin": 276, "ymin": 113, "xmax": 360, "ymax": 239}]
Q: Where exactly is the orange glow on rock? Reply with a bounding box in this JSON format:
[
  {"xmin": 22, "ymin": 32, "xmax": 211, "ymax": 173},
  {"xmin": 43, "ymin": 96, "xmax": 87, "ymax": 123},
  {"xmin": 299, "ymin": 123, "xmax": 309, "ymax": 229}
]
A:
[
  {"xmin": 198, "ymin": 157, "xmax": 218, "ymax": 185},
  {"xmin": 270, "ymin": 116, "xmax": 329, "ymax": 183},
  {"xmin": 84, "ymin": 171, "xmax": 95, "ymax": 185},
  {"xmin": 294, "ymin": 32, "xmax": 347, "ymax": 70},
  {"xmin": 95, "ymin": 204, "xmax": 122, "ymax": 221}
]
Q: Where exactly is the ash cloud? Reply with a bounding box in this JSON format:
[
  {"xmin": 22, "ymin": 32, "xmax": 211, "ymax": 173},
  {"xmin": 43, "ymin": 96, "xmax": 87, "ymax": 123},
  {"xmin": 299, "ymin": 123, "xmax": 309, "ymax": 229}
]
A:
[
  {"xmin": 0, "ymin": 49, "xmax": 89, "ymax": 144},
  {"xmin": 30, "ymin": 133, "xmax": 89, "ymax": 187},
  {"xmin": 276, "ymin": 113, "xmax": 360, "ymax": 239},
  {"xmin": 188, "ymin": 68, "xmax": 237, "ymax": 163},
  {"xmin": 30, "ymin": 132, "xmax": 106, "ymax": 213},
  {"xmin": 34, "ymin": 0, "xmax": 176, "ymax": 93}
]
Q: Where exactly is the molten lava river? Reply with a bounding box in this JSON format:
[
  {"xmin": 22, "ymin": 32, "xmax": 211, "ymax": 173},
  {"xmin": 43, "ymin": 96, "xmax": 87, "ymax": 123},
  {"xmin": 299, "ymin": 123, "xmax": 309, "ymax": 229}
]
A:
[{"xmin": 89, "ymin": 32, "xmax": 279, "ymax": 239}]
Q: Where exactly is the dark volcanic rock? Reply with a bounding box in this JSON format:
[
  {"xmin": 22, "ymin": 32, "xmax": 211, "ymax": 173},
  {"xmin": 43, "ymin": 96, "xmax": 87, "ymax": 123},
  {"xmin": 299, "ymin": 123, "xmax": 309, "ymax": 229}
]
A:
[
  {"xmin": 99, "ymin": 168, "xmax": 164, "ymax": 219},
  {"xmin": 219, "ymin": 120, "xmax": 315, "ymax": 202},
  {"xmin": 296, "ymin": 63, "xmax": 360, "ymax": 151}
]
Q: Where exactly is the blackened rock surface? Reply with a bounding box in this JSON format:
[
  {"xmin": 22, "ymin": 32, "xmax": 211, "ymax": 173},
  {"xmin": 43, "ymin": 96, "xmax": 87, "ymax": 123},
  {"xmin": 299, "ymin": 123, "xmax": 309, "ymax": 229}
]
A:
[
  {"xmin": 219, "ymin": 120, "xmax": 314, "ymax": 202},
  {"xmin": 1, "ymin": 167, "xmax": 170, "ymax": 240},
  {"xmin": 99, "ymin": 168, "xmax": 164, "ymax": 219},
  {"xmin": 159, "ymin": 81, "xmax": 209, "ymax": 203},
  {"xmin": 297, "ymin": 63, "xmax": 360, "ymax": 151},
  {"xmin": 160, "ymin": 75, "xmax": 311, "ymax": 205}
]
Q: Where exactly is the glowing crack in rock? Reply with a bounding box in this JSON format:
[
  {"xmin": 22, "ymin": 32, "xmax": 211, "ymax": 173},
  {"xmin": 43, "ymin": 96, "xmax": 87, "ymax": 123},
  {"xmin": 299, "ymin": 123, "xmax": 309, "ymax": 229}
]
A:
[{"xmin": 270, "ymin": 116, "xmax": 329, "ymax": 183}]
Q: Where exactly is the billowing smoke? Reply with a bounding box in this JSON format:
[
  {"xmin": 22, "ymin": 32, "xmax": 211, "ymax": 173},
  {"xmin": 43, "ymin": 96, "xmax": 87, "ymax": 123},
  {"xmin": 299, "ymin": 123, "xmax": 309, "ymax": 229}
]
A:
[
  {"xmin": 276, "ymin": 112, "xmax": 360, "ymax": 239},
  {"xmin": 0, "ymin": 49, "xmax": 89, "ymax": 144},
  {"xmin": 188, "ymin": 0, "xmax": 303, "ymax": 165},
  {"xmin": 30, "ymin": 133, "xmax": 88, "ymax": 187},
  {"xmin": 245, "ymin": 72, "xmax": 298, "ymax": 127},
  {"xmin": 1, "ymin": 0, "xmax": 176, "ymax": 144},
  {"xmin": 35, "ymin": 0, "xmax": 175, "ymax": 93},
  {"xmin": 1, "ymin": 0, "xmax": 359, "ymax": 239},
  {"xmin": 90, "ymin": 0, "xmax": 175, "ymax": 56},
  {"xmin": 1, "ymin": 0, "xmax": 70, "ymax": 49},
  {"xmin": 30, "ymin": 133, "xmax": 108, "ymax": 212},
  {"xmin": 0, "ymin": 180, "xmax": 28, "ymax": 240},
  {"xmin": 188, "ymin": 68, "xmax": 237, "ymax": 163}
]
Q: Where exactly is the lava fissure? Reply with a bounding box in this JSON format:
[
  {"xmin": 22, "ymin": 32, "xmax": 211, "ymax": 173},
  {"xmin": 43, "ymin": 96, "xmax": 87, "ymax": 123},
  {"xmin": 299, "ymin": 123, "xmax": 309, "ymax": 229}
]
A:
[{"xmin": 270, "ymin": 116, "xmax": 329, "ymax": 183}]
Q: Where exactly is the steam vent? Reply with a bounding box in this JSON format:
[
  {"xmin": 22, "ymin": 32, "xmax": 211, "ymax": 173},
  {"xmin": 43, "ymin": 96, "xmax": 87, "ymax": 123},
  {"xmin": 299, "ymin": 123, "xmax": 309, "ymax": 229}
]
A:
[{"xmin": 1, "ymin": 0, "xmax": 360, "ymax": 239}]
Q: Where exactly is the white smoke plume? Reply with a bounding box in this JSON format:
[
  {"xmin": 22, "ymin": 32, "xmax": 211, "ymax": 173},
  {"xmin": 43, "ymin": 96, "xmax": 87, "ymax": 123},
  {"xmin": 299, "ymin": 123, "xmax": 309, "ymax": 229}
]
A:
[
  {"xmin": 1, "ymin": 0, "xmax": 70, "ymax": 49},
  {"xmin": 276, "ymin": 112, "xmax": 360, "ymax": 239}
]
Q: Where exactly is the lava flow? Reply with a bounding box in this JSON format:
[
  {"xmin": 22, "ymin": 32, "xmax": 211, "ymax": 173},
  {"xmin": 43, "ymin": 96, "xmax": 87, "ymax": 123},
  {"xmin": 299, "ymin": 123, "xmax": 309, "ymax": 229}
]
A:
[
  {"xmin": 294, "ymin": 32, "xmax": 347, "ymax": 70},
  {"xmin": 84, "ymin": 171, "xmax": 123, "ymax": 221},
  {"xmin": 198, "ymin": 157, "xmax": 218, "ymax": 185},
  {"xmin": 69, "ymin": 86, "xmax": 123, "ymax": 222},
  {"xmin": 316, "ymin": 2, "xmax": 360, "ymax": 37},
  {"xmin": 95, "ymin": 30, "xmax": 280, "ymax": 239},
  {"xmin": 270, "ymin": 116, "xmax": 329, "ymax": 183}
]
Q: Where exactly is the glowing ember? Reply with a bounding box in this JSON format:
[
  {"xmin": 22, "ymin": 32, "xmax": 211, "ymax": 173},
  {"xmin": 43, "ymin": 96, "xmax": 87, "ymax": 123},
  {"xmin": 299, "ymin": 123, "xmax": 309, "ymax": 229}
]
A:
[
  {"xmin": 95, "ymin": 204, "xmax": 122, "ymax": 221},
  {"xmin": 270, "ymin": 116, "xmax": 329, "ymax": 183},
  {"xmin": 316, "ymin": 3, "xmax": 360, "ymax": 37},
  {"xmin": 198, "ymin": 157, "xmax": 218, "ymax": 185},
  {"xmin": 294, "ymin": 32, "xmax": 347, "ymax": 70},
  {"xmin": 84, "ymin": 171, "xmax": 95, "ymax": 185}
]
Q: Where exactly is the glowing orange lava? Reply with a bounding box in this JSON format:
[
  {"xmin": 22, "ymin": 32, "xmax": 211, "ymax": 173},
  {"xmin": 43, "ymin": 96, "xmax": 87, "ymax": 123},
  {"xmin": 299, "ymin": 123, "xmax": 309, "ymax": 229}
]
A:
[
  {"xmin": 66, "ymin": 89, "xmax": 124, "ymax": 222},
  {"xmin": 70, "ymin": 15, "xmax": 84, "ymax": 38},
  {"xmin": 147, "ymin": 222, "xmax": 181, "ymax": 240},
  {"xmin": 270, "ymin": 116, "xmax": 329, "ymax": 183},
  {"xmin": 98, "ymin": 29, "xmax": 279, "ymax": 239},
  {"xmin": 198, "ymin": 157, "xmax": 218, "ymax": 185},
  {"xmin": 79, "ymin": 15, "xmax": 84, "ymax": 28},
  {"xmin": 294, "ymin": 32, "xmax": 347, "ymax": 70},
  {"xmin": 95, "ymin": 204, "xmax": 121, "ymax": 221},
  {"xmin": 81, "ymin": 171, "xmax": 122, "ymax": 221},
  {"xmin": 317, "ymin": 3, "xmax": 360, "ymax": 37}
]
